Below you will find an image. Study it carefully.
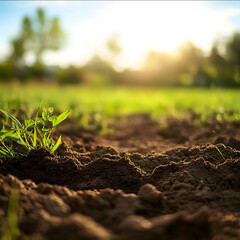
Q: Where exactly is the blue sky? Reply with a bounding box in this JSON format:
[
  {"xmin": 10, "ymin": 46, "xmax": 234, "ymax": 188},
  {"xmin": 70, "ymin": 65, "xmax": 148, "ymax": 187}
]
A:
[
  {"xmin": 207, "ymin": 1, "xmax": 240, "ymax": 25},
  {"xmin": 0, "ymin": 1, "xmax": 109, "ymax": 51},
  {"xmin": 1, "ymin": 1, "xmax": 240, "ymax": 70}
]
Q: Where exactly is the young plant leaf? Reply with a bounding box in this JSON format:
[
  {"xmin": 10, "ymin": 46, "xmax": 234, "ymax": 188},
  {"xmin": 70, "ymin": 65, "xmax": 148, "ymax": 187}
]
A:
[
  {"xmin": 0, "ymin": 146, "xmax": 14, "ymax": 158},
  {"xmin": 0, "ymin": 130, "xmax": 16, "ymax": 139},
  {"xmin": 4, "ymin": 131, "xmax": 19, "ymax": 140},
  {"xmin": 0, "ymin": 149, "xmax": 9, "ymax": 157},
  {"xmin": 42, "ymin": 110, "xmax": 46, "ymax": 120},
  {"xmin": 24, "ymin": 119, "xmax": 35, "ymax": 129},
  {"xmin": 51, "ymin": 135, "xmax": 61, "ymax": 153},
  {"xmin": 0, "ymin": 148, "xmax": 9, "ymax": 154},
  {"xmin": 52, "ymin": 110, "xmax": 71, "ymax": 127},
  {"xmin": 48, "ymin": 115, "xmax": 57, "ymax": 127},
  {"xmin": 0, "ymin": 106, "xmax": 69, "ymax": 155},
  {"xmin": 33, "ymin": 127, "xmax": 37, "ymax": 147},
  {"xmin": 42, "ymin": 137, "xmax": 47, "ymax": 148},
  {"xmin": 48, "ymin": 138, "xmax": 53, "ymax": 148},
  {"xmin": 42, "ymin": 128, "xmax": 50, "ymax": 132},
  {"xmin": 0, "ymin": 110, "xmax": 23, "ymax": 129},
  {"xmin": 36, "ymin": 126, "xmax": 44, "ymax": 139},
  {"xmin": 17, "ymin": 132, "xmax": 31, "ymax": 151}
]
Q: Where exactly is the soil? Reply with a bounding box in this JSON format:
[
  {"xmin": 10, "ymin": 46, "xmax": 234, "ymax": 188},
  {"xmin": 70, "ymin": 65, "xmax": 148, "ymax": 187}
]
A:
[{"xmin": 0, "ymin": 114, "xmax": 240, "ymax": 239}]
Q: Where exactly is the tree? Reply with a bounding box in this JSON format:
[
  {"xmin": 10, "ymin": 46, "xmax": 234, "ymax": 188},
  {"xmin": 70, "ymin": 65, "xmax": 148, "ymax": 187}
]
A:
[
  {"xmin": 0, "ymin": 61, "xmax": 15, "ymax": 82},
  {"xmin": 34, "ymin": 9, "xmax": 65, "ymax": 64},
  {"xmin": 226, "ymin": 32, "xmax": 240, "ymax": 84},
  {"xmin": 208, "ymin": 43, "xmax": 235, "ymax": 86},
  {"xmin": 10, "ymin": 8, "xmax": 65, "ymax": 67},
  {"xmin": 177, "ymin": 42, "xmax": 204, "ymax": 75},
  {"xmin": 10, "ymin": 16, "xmax": 33, "ymax": 67},
  {"xmin": 10, "ymin": 37, "xmax": 25, "ymax": 68},
  {"xmin": 226, "ymin": 33, "xmax": 240, "ymax": 65},
  {"xmin": 84, "ymin": 55, "xmax": 115, "ymax": 85},
  {"xmin": 107, "ymin": 33, "xmax": 121, "ymax": 58},
  {"xmin": 106, "ymin": 33, "xmax": 122, "ymax": 70}
]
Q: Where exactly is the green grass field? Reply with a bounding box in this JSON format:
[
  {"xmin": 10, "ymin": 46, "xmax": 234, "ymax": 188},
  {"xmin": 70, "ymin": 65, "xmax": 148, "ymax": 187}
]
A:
[{"xmin": 1, "ymin": 84, "xmax": 240, "ymax": 124}]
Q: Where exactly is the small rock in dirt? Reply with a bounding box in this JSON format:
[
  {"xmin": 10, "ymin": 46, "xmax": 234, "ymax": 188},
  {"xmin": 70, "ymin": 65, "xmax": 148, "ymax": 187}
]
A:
[
  {"xmin": 21, "ymin": 179, "xmax": 37, "ymax": 190},
  {"xmin": 118, "ymin": 215, "xmax": 152, "ymax": 232},
  {"xmin": 151, "ymin": 212, "xmax": 186, "ymax": 233},
  {"xmin": 43, "ymin": 194, "xmax": 70, "ymax": 217},
  {"xmin": 170, "ymin": 181, "xmax": 195, "ymax": 191},
  {"xmin": 36, "ymin": 183, "xmax": 54, "ymax": 195},
  {"xmin": 45, "ymin": 213, "xmax": 112, "ymax": 240},
  {"xmin": 99, "ymin": 188, "xmax": 123, "ymax": 202},
  {"xmin": 114, "ymin": 193, "xmax": 140, "ymax": 209},
  {"xmin": 150, "ymin": 208, "xmax": 211, "ymax": 240},
  {"xmin": 138, "ymin": 184, "xmax": 162, "ymax": 204}
]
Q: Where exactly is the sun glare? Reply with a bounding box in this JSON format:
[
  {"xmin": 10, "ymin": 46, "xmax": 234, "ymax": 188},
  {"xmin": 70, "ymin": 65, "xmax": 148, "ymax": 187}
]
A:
[{"xmin": 44, "ymin": 1, "xmax": 237, "ymax": 70}]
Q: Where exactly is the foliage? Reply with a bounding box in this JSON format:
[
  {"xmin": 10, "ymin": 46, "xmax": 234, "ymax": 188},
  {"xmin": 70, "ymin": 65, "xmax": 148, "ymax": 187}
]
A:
[
  {"xmin": 56, "ymin": 65, "xmax": 85, "ymax": 85},
  {"xmin": 0, "ymin": 107, "xmax": 70, "ymax": 158},
  {"xmin": 3, "ymin": 20, "xmax": 240, "ymax": 86},
  {"xmin": 0, "ymin": 62, "xmax": 15, "ymax": 82},
  {"xmin": 106, "ymin": 33, "xmax": 122, "ymax": 68},
  {"xmin": 107, "ymin": 33, "xmax": 122, "ymax": 57},
  {"xmin": 10, "ymin": 8, "xmax": 65, "ymax": 67},
  {"xmin": 226, "ymin": 33, "xmax": 240, "ymax": 65},
  {"xmin": 1, "ymin": 3, "xmax": 240, "ymax": 86}
]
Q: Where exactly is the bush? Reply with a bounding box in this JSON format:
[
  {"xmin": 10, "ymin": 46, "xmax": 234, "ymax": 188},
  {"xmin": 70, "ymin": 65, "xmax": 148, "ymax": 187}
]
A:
[
  {"xmin": 56, "ymin": 65, "xmax": 85, "ymax": 84},
  {"xmin": 0, "ymin": 61, "xmax": 15, "ymax": 82}
]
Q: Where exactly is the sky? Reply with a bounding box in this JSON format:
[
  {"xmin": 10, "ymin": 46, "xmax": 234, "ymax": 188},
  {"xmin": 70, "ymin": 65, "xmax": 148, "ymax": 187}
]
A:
[{"xmin": 1, "ymin": 1, "xmax": 240, "ymax": 70}]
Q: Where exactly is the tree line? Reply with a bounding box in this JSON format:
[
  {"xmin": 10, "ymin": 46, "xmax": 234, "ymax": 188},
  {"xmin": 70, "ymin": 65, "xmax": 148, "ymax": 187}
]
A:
[{"xmin": 0, "ymin": 8, "xmax": 240, "ymax": 87}]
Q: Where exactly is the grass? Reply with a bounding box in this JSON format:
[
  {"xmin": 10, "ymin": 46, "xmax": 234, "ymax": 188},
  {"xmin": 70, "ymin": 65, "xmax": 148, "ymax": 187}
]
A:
[
  {"xmin": 215, "ymin": 146, "xmax": 226, "ymax": 161},
  {"xmin": 0, "ymin": 106, "xmax": 70, "ymax": 158},
  {"xmin": 0, "ymin": 83, "xmax": 240, "ymax": 126}
]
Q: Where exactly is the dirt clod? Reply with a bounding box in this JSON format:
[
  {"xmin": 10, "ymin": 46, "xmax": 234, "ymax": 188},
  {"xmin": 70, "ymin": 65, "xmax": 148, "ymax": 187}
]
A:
[
  {"xmin": 138, "ymin": 184, "xmax": 162, "ymax": 204},
  {"xmin": 0, "ymin": 115, "xmax": 240, "ymax": 239}
]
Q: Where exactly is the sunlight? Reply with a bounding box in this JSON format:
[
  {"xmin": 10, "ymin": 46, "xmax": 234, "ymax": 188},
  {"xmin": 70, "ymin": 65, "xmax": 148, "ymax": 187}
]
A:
[
  {"xmin": 43, "ymin": 1, "xmax": 239, "ymax": 70},
  {"xmin": 34, "ymin": 0, "xmax": 66, "ymax": 7}
]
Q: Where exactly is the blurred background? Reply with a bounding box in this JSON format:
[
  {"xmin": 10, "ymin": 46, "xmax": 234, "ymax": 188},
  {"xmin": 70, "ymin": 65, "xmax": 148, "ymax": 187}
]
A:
[{"xmin": 1, "ymin": 1, "xmax": 240, "ymax": 87}]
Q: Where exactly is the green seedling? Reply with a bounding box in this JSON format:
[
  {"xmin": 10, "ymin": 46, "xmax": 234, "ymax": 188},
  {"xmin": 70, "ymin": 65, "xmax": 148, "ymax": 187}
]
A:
[
  {"xmin": 215, "ymin": 146, "xmax": 226, "ymax": 161},
  {"xmin": 0, "ymin": 107, "xmax": 70, "ymax": 157},
  {"xmin": 0, "ymin": 129, "xmax": 18, "ymax": 158}
]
